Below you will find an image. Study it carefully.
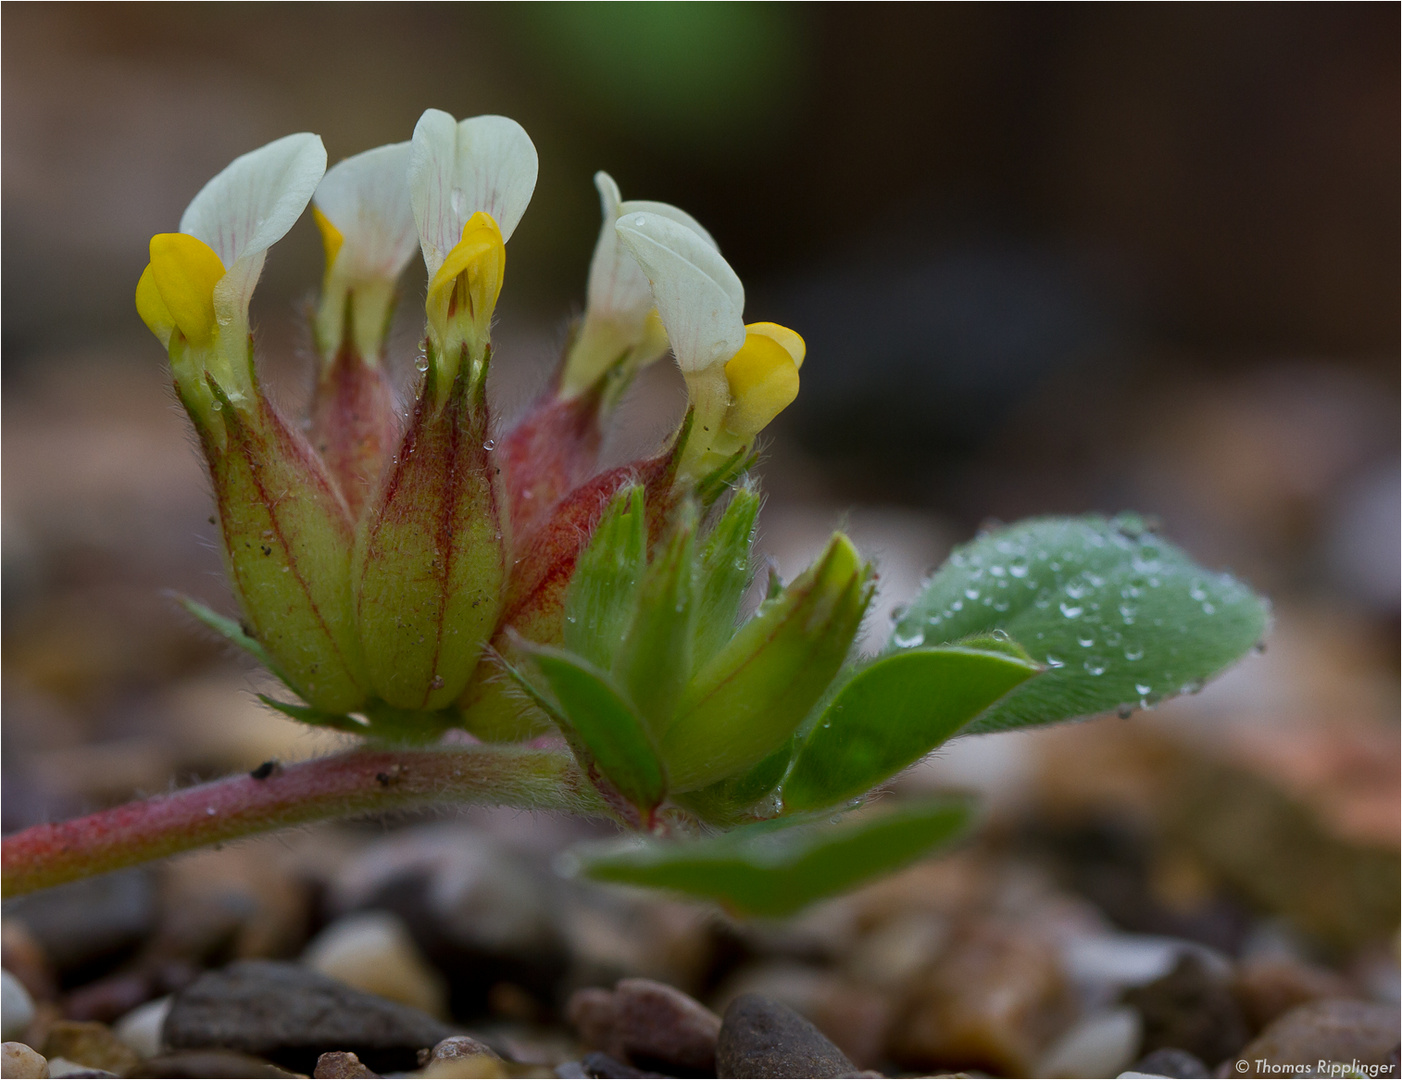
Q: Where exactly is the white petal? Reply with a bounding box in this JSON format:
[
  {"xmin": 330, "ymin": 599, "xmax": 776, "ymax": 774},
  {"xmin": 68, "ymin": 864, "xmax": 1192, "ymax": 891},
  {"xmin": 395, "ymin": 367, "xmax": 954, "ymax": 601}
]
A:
[
  {"xmin": 615, "ymin": 211, "xmax": 745, "ymax": 372},
  {"xmin": 585, "ymin": 171, "xmax": 720, "ymax": 324},
  {"xmin": 180, "ymin": 132, "xmax": 327, "ymax": 269},
  {"xmin": 180, "ymin": 132, "xmax": 326, "ymax": 333},
  {"xmin": 409, "ymin": 110, "xmax": 538, "ymax": 278},
  {"xmin": 315, "ymin": 142, "xmax": 418, "ymax": 282}
]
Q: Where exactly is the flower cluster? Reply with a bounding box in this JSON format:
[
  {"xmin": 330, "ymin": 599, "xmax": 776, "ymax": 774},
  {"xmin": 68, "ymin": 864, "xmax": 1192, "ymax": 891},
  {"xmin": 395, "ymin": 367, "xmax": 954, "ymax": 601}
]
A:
[{"xmin": 135, "ymin": 110, "xmax": 824, "ymax": 762}]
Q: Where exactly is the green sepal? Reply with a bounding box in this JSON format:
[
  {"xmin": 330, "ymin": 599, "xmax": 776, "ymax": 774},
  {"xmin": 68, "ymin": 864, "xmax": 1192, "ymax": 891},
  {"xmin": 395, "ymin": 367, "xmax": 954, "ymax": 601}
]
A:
[
  {"xmin": 661, "ymin": 532, "xmax": 873, "ymax": 792},
  {"xmin": 677, "ymin": 735, "xmax": 795, "ymax": 827},
  {"xmin": 693, "ymin": 485, "xmax": 760, "ymax": 669},
  {"xmin": 255, "ymin": 694, "xmax": 369, "ymax": 735},
  {"xmin": 613, "ymin": 509, "xmax": 698, "ymax": 732},
  {"xmin": 576, "ymin": 795, "xmax": 976, "ymax": 918},
  {"xmin": 509, "ymin": 644, "xmax": 667, "ymax": 817},
  {"xmin": 694, "ymin": 447, "xmax": 755, "ymax": 506},
  {"xmin": 781, "ymin": 646, "xmax": 1043, "ymax": 813},
  {"xmin": 563, "ymin": 485, "xmax": 648, "ymax": 670},
  {"xmin": 174, "ymin": 593, "xmax": 290, "ymax": 686},
  {"xmin": 889, "ymin": 515, "xmax": 1270, "ymax": 733}
]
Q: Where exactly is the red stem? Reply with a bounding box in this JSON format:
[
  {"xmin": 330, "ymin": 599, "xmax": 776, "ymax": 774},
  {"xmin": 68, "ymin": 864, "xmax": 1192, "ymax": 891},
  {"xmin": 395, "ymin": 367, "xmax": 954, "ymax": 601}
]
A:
[{"xmin": 2, "ymin": 745, "xmax": 604, "ymax": 897}]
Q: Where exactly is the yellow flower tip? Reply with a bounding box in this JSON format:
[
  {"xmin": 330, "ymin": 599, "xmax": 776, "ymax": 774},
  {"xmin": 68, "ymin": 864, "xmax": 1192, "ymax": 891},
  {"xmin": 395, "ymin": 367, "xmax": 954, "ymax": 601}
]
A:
[
  {"xmin": 723, "ymin": 327, "xmax": 802, "ymax": 439},
  {"xmin": 427, "ymin": 211, "xmax": 506, "ymax": 327},
  {"xmin": 135, "ymin": 263, "xmax": 175, "ymax": 348},
  {"xmin": 744, "ymin": 321, "xmax": 806, "ymax": 371},
  {"xmin": 146, "ymin": 232, "xmax": 226, "ymax": 348},
  {"xmin": 312, "ymin": 204, "xmax": 345, "ymax": 272}
]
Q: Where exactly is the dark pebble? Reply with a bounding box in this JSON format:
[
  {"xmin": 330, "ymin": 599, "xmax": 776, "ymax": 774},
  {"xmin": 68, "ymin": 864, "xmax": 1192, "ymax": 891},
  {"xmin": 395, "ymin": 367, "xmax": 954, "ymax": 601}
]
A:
[
  {"xmin": 582, "ymin": 1050, "xmax": 668, "ymax": 1078},
  {"xmin": 136, "ymin": 1049, "xmax": 302, "ymax": 1077},
  {"xmin": 162, "ymin": 959, "xmax": 453, "ymax": 1075},
  {"xmin": 2, "ymin": 870, "xmax": 155, "ymax": 978},
  {"xmin": 614, "ymin": 978, "xmax": 721, "ymax": 1074},
  {"xmin": 716, "ymin": 993, "xmax": 855, "ymax": 1079},
  {"xmin": 1123, "ymin": 954, "xmax": 1248, "ymax": 1067},
  {"xmin": 1132, "ymin": 1046, "xmax": 1210, "ymax": 1077},
  {"xmin": 314, "ymin": 1050, "xmax": 381, "ymax": 1078}
]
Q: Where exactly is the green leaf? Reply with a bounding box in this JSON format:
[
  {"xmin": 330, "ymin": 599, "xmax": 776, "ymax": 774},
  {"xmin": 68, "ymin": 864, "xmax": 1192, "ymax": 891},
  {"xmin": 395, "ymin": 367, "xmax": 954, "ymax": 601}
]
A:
[
  {"xmin": 693, "ymin": 485, "xmax": 760, "ymax": 669},
  {"xmin": 678, "ymin": 735, "xmax": 796, "ymax": 827},
  {"xmin": 563, "ymin": 486, "xmax": 648, "ymax": 669},
  {"xmin": 614, "ymin": 510, "xmax": 698, "ymax": 731},
  {"xmin": 890, "ymin": 515, "xmax": 1270, "ymax": 733},
  {"xmin": 175, "ymin": 594, "xmax": 288, "ymax": 683},
  {"xmin": 782, "ymin": 646, "xmax": 1043, "ymax": 813},
  {"xmin": 662, "ymin": 532, "xmax": 872, "ymax": 792},
  {"xmin": 522, "ymin": 646, "xmax": 667, "ymax": 814},
  {"xmin": 577, "ymin": 795, "xmax": 975, "ymax": 917},
  {"xmin": 254, "ymin": 695, "xmax": 370, "ymax": 735}
]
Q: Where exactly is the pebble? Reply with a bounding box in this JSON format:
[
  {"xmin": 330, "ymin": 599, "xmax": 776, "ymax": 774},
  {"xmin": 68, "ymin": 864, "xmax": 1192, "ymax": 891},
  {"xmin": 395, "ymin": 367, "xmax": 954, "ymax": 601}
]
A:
[
  {"xmin": 1, "ymin": 871, "xmax": 155, "ymax": 975},
  {"xmin": 302, "ymin": 911, "xmax": 448, "ymax": 1019},
  {"xmin": 112, "ymin": 995, "xmax": 171, "ymax": 1060},
  {"xmin": 1130, "ymin": 1046, "xmax": 1210, "ymax": 1076},
  {"xmin": 44, "ymin": 1058, "xmax": 118, "ymax": 1078},
  {"xmin": 1037, "ymin": 1006, "xmax": 1142, "ymax": 1078},
  {"xmin": 1122, "ymin": 953, "xmax": 1247, "ymax": 1067},
  {"xmin": 614, "ymin": 978, "xmax": 720, "ymax": 1072},
  {"xmin": 2, "ymin": 971, "xmax": 35, "ymax": 1041},
  {"xmin": 892, "ymin": 920, "xmax": 1073, "ymax": 1075},
  {"xmin": 0, "ymin": 1042, "xmax": 48, "ymax": 1079},
  {"xmin": 40, "ymin": 1021, "xmax": 138, "ymax": 1076},
  {"xmin": 1236, "ymin": 998, "xmax": 1400, "ymax": 1077},
  {"xmin": 136, "ymin": 1049, "xmax": 301, "ymax": 1077},
  {"xmin": 1231, "ymin": 956, "xmax": 1355, "ymax": 1033},
  {"xmin": 715, "ymin": 993, "xmax": 855, "ymax": 1079},
  {"xmin": 568, "ymin": 987, "xmax": 623, "ymax": 1060},
  {"xmin": 61, "ymin": 970, "xmax": 154, "ymax": 1025},
  {"xmin": 313, "ymin": 1050, "xmax": 380, "ymax": 1078},
  {"xmin": 162, "ymin": 959, "xmax": 454, "ymax": 1075}
]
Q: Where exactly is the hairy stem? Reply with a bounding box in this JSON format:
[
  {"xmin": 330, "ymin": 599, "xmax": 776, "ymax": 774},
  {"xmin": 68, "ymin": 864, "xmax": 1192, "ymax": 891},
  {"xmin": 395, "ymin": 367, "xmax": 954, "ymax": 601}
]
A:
[{"xmin": 2, "ymin": 744, "xmax": 605, "ymax": 897}]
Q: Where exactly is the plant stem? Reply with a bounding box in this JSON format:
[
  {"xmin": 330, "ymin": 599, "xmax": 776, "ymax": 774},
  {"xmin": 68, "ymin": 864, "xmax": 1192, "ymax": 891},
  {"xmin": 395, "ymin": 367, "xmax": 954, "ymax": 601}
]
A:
[{"xmin": 2, "ymin": 744, "xmax": 604, "ymax": 897}]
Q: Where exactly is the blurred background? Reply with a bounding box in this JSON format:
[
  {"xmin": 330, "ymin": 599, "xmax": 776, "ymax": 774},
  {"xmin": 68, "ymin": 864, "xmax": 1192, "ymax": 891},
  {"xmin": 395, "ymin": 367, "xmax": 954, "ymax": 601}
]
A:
[{"xmin": 1, "ymin": 5, "xmax": 1397, "ymax": 1075}]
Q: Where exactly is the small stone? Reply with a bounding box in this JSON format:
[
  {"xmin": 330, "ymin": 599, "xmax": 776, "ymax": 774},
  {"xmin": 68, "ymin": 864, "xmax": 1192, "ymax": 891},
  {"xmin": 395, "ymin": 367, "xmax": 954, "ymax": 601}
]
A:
[
  {"xmin": 137, "ymin": 1049, "xmax": 301, "ymax": 1077},
  {"xmin": 420, "ymin": 1053, "xmax": 509, "ymax": 1078},
  {"xmin": 302, "ymin": 911, "xmax": 448, "ymax": 1018},
  {"xmin": 892, "ymin": 920, "xmax": 1073, "ymax": 1075},
  {"xmin": 1231, "ymin": 957, "xmax": 1355, "ymax": 1033},
  {"xmin": 313, "ymin": 1050, "xmax": 380, "ymax": 1078},
  {"xmin": 43, "ymin": 1060, "xmax": 117, "ymax": 1079},
  {"xmin": 568, "ymin": 988, "xmax": 623, "ymax": 1060},
  {"xmin": 1037, "ymin": 1006, "xmax": 1142, "ymax": 1078},
  {"xmin": 716, "ymin": 993, "xmax": 855, "ymax": 1079},
  {"xmin": 1123, "ymin": 953, "xmax": 1248, "ymax": 1067},
  {"xmin": 40, "ymin": 1022, "xmax": 138, "ymax": 1076},
  {"xmin": 162, "ymin": 959, "xmax": 454, "ymax": 1075},
  {"xmin": 3, "ymin": 971, "xmax": 35, "ymax": 1042},
  {"xmin": 112, "ymin": 995, "xmax": 171, "ymax": 1060},
  {"xmin": 0, "ymin": 1042, "xmax": 48, "ymax": 1079},
  {"xmin": 1131, "ymin": 1046, "xmax": 1209, "ymax": 1077},
  {"xmin": 1237, "ymin": 998, "xmax": 1399, "ymax": 1077},
  {"xmin": 614, "ymin": 978, "xmax": 720, "ymax": 1072},
  {"xmin": 1, "ymin": 871, "xmax": 155, "ymax": 975},
  {"xmin": 579, "ymin": 1051, "xmax": 664, "ymax": 1078},
  {"xmin": 423, "ymin": 1035, "xmax": 504, "ymax": 1065}
]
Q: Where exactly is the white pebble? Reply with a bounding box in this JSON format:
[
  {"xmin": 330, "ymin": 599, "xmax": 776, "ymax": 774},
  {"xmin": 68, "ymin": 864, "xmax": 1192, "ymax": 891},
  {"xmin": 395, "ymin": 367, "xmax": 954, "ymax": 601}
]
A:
[
  {"xmin": 0, "ymin": 1042, "xmax": 48, "ymax": 1079},
  {"xmin": 1038, "ymin": 1006, "xmax": 1143, "ymax": 1078},
  {"xmin": 302, "ymin": 910, "xmax": 447, "ymax": 1017},
  {"xmin": 113, "ymin": 995, "xmax": 171, "ymax": 1060},
  {"xmin": 1, "ymin": 971, "xmax": 34, "ymax": 1042}
]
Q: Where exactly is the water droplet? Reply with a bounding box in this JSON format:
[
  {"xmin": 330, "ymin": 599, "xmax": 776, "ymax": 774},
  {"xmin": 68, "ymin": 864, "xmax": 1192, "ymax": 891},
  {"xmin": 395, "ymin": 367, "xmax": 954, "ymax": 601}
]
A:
[
  {"xmin": 1182, "ymin": 680, "xmax": 1203, "ymax": 695},
  {"xmin": 210, "ymin": 400, "xmax": 222, "ymax": 411},
  {"xmin": 1078, "ymin": 636, "xmax": 1095, "ymax": 648},
  {"xmin": 991, "ymin": 629, "xmax": 1011, "ymax": 641},
  {"xmin": 988, "ymin": 564, "xmax": 1006, "ymax": 578},
  {"xmin": 483, "ymin": 438, "xmax": 496, "ymax": 450},
  {"xmin": 1045, "ymin": 653, "xmax": 1065, "ymax": 668},
  {"xmin": 964, "ymin": 588, "xmax": 980, "ymax": 600},
  {"xmin": 1135, "ymin": 682, "xmax": 1152, "ymax": 696},
  {"xmin": 1009, "ymin": 558, "xmax": 1030, "ymax": 578},
  {"xmin": 1189, "ymin": 582, "xmax": 1208, "ymax": 602},
  {"xmin": 889, "ymin": 604, "xmax": 908, "ymax": 622},
  {"xmin": 1124, "ymin": 646, "xmax": 1144, "ymax": 661},
  {"xmin": 1083, "ymin": 658, "xmax": 1107, "ymax": 676},
  {"xmin": 633, "ymin": 214, "xmax": 647, "ymax": 226},
  {"xmin": 1252, "ymin": 640, "xmax": 1267, "ymax": 655},
  {"xmin": 1059, "ymin": 602, "xmax": 1083, "ymax": 619},
  {"xmin": 992, "ymin": 600, "xmax": 1009, "ymax": 612},
  {"xmin": 1117, "ymin": 705, "xmax": 1134, "ymax": 719},
  {"xmin": 1065, "ymin": 582, "xmax": 1089, "ymax": 599},
  {"xmin": 1201, "ymin": 601, "xmax": 1215, "ymax": 614},
  {"xmin": 892, "ymin": 628, "xmax": 925, "ymax": 649},
  {"xmin": 414, "ymin": 356, "xmax": 430, "ymax": 372},
  {"xmin": 951, "ymin": 599, "xmax": 964, "ymax": 612}
]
